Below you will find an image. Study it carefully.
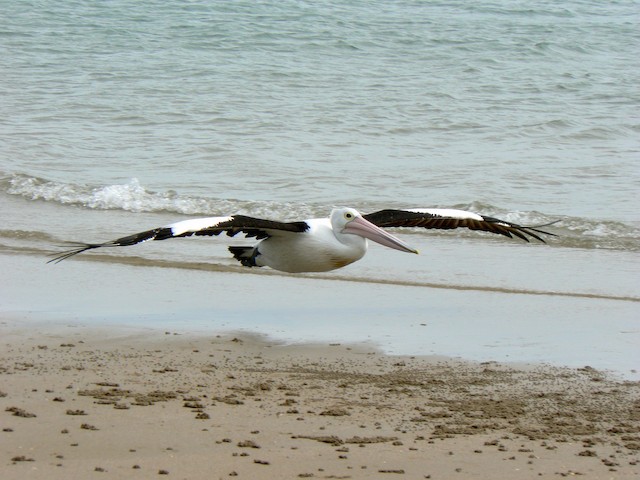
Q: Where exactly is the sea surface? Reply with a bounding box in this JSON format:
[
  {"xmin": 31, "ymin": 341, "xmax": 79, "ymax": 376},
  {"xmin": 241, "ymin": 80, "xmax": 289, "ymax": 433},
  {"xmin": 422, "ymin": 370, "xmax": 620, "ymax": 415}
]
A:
[{"xmin": 1, "ymin": 1, "xmax": 638, "ymax": 377}]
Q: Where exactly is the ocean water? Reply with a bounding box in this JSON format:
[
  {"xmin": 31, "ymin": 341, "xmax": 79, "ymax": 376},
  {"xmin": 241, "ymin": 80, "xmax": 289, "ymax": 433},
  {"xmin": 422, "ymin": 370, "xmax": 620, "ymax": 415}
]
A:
[{"xmin": 1, "ymin": 1, "xmax": 638, "ymax": 376}]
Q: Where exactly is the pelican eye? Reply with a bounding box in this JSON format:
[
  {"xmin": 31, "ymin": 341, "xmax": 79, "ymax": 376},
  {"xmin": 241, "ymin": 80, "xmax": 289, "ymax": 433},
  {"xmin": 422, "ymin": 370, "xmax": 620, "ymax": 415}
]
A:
[{"xmin": 344, "ymin": 212, "xmax": 354, "ymax": 220}]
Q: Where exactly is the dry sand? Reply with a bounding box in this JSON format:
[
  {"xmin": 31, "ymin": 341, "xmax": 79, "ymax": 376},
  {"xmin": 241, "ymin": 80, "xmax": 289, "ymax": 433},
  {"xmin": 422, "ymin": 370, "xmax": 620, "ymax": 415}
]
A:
[{"xmin": 1, "ymin": 324, "xmax": 638, "ymax": 479}]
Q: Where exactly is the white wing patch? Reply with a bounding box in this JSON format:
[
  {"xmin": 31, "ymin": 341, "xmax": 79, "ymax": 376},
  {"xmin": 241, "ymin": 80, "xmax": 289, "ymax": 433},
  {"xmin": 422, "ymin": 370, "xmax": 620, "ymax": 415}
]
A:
[
  {"xmin": 167, "ymin": 216, "xmax": 234, "ymax": 236},
  {"xmin": 406, "ymin": 208, "xmax": 484, "ymax": 221}
]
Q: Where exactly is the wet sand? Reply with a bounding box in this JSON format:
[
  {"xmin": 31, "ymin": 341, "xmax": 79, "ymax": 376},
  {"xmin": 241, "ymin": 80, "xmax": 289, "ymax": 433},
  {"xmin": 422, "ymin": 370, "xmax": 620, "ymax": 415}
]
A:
[
  {"xmin": 3, "ymin": 251, "xmax": 639, "ymax": 382},
  {"xmin": 1, "ymin": 323, "xmax": 638, "ymax": 479}
]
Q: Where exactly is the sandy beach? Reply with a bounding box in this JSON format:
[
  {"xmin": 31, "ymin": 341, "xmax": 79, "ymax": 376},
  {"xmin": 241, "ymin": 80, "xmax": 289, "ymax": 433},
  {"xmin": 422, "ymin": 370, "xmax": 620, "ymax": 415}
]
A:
[
  {"xmin": 2, "ymin": 322, "xmax": 638, "ymax": 479},
  {"xmin": 3, "ymin": 1, "xmax": 639, "ymax": 478}
]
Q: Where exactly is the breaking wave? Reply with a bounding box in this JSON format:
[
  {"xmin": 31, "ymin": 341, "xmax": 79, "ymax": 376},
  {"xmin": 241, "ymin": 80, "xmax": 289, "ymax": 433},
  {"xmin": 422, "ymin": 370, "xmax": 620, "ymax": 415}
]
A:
[
  {"xmin": 3, "ymin": 173, "xmax": 317, "ymax": 219},
  {"xmin": 2, "ymin": 172, "xmax": 639, "ymax": 252}
]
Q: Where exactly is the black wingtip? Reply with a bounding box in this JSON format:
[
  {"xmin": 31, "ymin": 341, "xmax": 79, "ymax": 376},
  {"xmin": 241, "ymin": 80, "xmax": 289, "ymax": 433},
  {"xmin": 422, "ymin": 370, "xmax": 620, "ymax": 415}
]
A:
[
  {"xmin": 47, "ymin": 243, "xmax": 102, "ymax": 264},
  {"xmin": 520, "ymin": 220, "xmax": 561, "ymax": 243}
]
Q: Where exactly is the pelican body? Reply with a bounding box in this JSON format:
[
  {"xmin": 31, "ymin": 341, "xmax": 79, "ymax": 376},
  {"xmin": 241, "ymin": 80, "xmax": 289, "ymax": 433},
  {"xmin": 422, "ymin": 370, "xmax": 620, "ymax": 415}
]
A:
[
  {"xmin": 49, "ymin": 207, "xmax": 555, "ymax": 273},
  {"xmin": 229, "ymin": 208, "xmax": 416, "ymax": 272}
]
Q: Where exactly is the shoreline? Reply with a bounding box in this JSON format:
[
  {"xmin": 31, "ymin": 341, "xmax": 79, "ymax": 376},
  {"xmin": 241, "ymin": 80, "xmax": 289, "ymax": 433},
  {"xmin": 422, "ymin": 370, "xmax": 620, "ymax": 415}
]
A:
[{"xmin": 2, "ymin": 322, "xmax": 638, "ymax": 479}]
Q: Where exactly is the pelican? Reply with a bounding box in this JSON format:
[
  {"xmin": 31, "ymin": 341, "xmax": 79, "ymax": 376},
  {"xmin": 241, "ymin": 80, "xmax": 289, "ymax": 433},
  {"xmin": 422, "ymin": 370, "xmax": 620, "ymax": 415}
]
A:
[{"xmin": 49, "ymin": 207, "xmax": 556, "ymax": 273}]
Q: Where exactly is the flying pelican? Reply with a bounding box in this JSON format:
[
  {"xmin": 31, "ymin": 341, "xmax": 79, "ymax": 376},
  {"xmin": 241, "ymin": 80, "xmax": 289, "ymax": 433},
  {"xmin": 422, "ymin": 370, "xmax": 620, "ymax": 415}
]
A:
[{"xmin": 49, "ymin": 207, "xmax": 556, "ymax": 273}]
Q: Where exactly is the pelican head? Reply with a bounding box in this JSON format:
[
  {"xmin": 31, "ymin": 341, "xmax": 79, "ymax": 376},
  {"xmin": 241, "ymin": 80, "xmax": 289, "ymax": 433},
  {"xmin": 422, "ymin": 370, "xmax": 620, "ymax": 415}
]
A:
[{"xmin": 331, "ymin": 207, "xmax": 418, "ymax": 254}]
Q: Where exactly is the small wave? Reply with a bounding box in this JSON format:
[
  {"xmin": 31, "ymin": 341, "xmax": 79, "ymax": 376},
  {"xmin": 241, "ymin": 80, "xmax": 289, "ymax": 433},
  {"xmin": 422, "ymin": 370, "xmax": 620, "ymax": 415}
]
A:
[
  {"xmin": 2, "ymin": 173, "xmax": 316, "ymax": 219},
  {"xmin": 2, "ymin": 173, "xmax": 638, "ymax": 252},
  {"xmin": 5, "ymin": 174, "xmax": 209, "ymax": 213},
  {"xmin": 551, "ymin": 217, "xmax": 640, "ymax": 252}
]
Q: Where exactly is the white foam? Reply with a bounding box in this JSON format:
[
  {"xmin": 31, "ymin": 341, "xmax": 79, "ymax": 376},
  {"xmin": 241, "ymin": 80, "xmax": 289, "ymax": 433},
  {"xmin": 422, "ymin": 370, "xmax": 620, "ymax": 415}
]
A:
[{"xmin": 5, "ymin": 175, "xmax": 313, "ymax": 218}]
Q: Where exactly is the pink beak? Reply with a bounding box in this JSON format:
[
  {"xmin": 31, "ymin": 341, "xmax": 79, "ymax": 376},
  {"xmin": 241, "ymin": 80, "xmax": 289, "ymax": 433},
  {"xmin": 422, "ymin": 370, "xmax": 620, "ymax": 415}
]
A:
[{"xmin": 343, "ymin": 216, "xmax": 419, "ymax": 254}]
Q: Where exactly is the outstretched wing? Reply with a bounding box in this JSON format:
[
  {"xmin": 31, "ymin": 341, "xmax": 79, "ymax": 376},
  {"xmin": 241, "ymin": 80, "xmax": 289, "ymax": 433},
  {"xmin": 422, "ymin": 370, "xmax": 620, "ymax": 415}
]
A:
[
  {"xmin": 48, "ymin": 215, "xmax": 309, "ymax": 263},
  {"xmin": 363, "ymin": 208, "xmax": 556, "ymax": 243}
]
